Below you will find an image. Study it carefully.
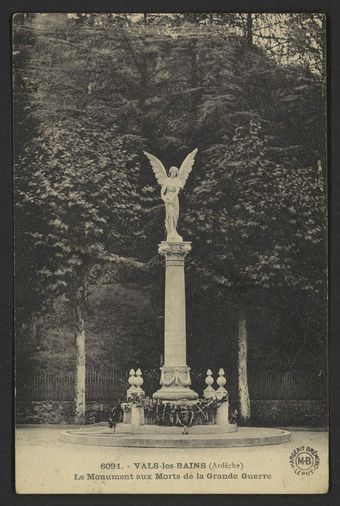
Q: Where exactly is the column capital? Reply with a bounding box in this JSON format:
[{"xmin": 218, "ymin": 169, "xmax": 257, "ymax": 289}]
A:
[{"xmin": 158, "ymin": 241, "xmax": 192, "ymax": 257}]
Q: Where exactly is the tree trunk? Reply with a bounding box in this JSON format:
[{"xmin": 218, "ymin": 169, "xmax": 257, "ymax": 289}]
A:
[
  {"xmin": 321, "ymin": 15, "xmax": 326, "ymax": 96},
  {"xmin": 188, "ymin": 37, "xmax": 200, "ymax": 144},
  {"xmin": 31, "ymin": 313, "xmax": 37, "ymax": 347},
  {"xmin": 73, "ymin": 270, "xmax": 87, "ymax": 424},
  {"xmin": 245, "ymin": 13, "xmax": 253, "ymax": 46},
  {"xmin": 238, "ymin": 307, "xmax": 251, "ymax": 422}
]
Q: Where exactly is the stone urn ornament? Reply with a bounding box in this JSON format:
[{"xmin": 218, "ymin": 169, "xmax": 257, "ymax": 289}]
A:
[{"xmin": 204, "ymin": 369, "xmax": 216, "ymax": 399}]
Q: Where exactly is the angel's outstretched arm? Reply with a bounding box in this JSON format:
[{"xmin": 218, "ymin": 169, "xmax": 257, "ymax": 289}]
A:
[
  {"xmin": 173, "ymin": 186, "xmax": 180, "ymax": 199},
  {"xmin": 161, "ymin": 184, "xmax": 167, "ymax": 199}
]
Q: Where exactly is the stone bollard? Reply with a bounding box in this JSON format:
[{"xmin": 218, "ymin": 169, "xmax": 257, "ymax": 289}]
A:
[
  {"xmin": 122, "ymin": 402, "xmax": 131, "ymax": 424},
  {"xmin": 125, "ymin": 368, "xmax": 145, "ymax": 429},
  {"xmin": 131, "ymin": 405, "xmax": 144, "ymax": 430},
  {"xmin": 216, "ymin": 401, "xmax": 230, "ymax": 425},
  {"xmin": 215, "ymin": 368, "xmax": 230, "ymax": 425},
  {"xmin": 203, "ymin": 369, "xmax": 216, "ymax": 399},
  {"xmin": 124, "ymin": 369, "xmax": 137, "ymax": 424}
]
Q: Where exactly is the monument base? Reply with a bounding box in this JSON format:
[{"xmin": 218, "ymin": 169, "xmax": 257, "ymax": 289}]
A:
[
  {"xmin": 152, "ymin": 365, "xmax": 198, "ymax": 401},
  {"xmin": 61, "ymin": 425, "xmax": 291, "ymax": 448},
  {"xmin": 153, "ymin": 385, "xmax": 198, "ymax": 401}
]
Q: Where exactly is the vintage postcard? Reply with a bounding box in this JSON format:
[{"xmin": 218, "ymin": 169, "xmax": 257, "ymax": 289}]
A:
[{"xmin": 13, "ymin": 13, "xmax": 328, "ymax": 494}]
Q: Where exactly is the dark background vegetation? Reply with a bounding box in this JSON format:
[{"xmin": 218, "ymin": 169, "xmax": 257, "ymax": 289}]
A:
[{"xmin": 13, "ymin": 13, "xmax": 327, "ymax": 419}]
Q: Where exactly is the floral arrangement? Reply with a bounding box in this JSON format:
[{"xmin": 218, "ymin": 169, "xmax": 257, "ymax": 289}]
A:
[{"xmin": 115, "ymin": 394, "xmax": 237, "ymax": 428}]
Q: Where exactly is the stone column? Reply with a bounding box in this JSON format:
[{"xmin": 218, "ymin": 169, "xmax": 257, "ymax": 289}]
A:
[{"xmin": 153, "ymin": 241, "xmax": 198, "ymax": 401}]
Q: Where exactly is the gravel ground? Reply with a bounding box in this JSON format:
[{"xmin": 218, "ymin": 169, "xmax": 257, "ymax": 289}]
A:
[{"xmin": 15, "ymin": 425, "xmax": 328, "ymax": 494}]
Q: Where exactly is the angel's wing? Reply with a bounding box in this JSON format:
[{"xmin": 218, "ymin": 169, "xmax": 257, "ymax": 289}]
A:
[
  {"xmin": 143, "ymin": 151, "xmax": 168, "ymax": 186},
  {"xmin": 178, "ymin": 148, "xmax": 198, "ymax": 187}
]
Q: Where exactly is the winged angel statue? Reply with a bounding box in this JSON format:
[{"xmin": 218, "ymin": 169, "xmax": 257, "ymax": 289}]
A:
[{"xmin": 144, "ymin": 149, "xmax": 198, "ymax": 242}]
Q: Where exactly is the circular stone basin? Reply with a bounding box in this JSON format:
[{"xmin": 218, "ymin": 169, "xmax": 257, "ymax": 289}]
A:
[{"xmin": 61, "ymin": 424, "xmax": 291, "ymax": 448}]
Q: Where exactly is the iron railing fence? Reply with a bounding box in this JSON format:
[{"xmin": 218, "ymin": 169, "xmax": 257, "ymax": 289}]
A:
[{"xmin": 16, "ymin": 367, "xmax": 327, "ymax": 402}]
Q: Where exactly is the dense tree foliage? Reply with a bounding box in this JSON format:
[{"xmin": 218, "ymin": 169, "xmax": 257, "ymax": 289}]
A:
[{"xmin": 13, "ymin": 13, "xmax": 327, "ymax": 419}]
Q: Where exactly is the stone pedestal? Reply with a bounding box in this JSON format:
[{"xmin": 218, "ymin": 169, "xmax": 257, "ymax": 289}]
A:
[
  {"xmin": 131, "ymin": 406, "xmax": 144, "ymax": 429},
  {"xmin": 153, "ymin": 241, "xmax": 198, "ymax": 401},
  {"xmin": 216, "ymin": 401, "xmax": 230, "ymax": 426}
]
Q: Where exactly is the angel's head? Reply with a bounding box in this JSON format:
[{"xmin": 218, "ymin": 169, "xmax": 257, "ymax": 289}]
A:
[{"xmin": 169, "ymin": 166, "xmax": 178, "ymax": 178}]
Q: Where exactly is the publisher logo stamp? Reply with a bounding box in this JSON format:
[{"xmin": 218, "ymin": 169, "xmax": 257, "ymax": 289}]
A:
[{"xmin": 289, "ymin": 446, "xmax": 320, "ymax": 476}]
